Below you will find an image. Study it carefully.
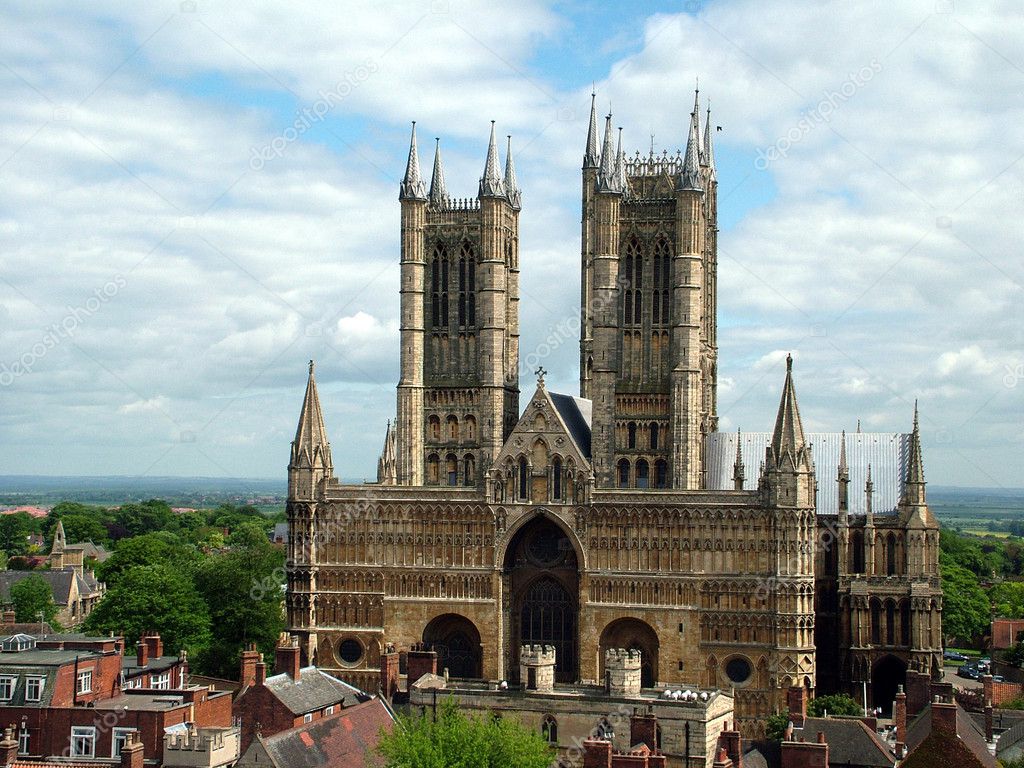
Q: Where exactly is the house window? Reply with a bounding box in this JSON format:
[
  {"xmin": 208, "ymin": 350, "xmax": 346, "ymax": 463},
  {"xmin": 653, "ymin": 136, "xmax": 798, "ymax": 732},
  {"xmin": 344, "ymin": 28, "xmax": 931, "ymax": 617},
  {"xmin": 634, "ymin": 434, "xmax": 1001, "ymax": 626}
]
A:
[
  {"xmin": 71, "ymin": 726, "xmax": 96, "ymax": 758},
  {"xmin": 76, "ymin": 669, "xmax": 93, "ymax": 694},
  {"xmin": 151, "ymin": 672, "xmax": 170, "ymax": 690},
  {"xmin": 0, "ymin": 676, "xmax": 16, "ymax": 700},
  {"xmin": 303, "ymin": 713, "xmax": 313, "ymax": 723},
  {"xmin": 25, "ymin": 676, "xmax": 44, "ymax": 701},
  {"xmin": 112, "ymin": 728, "xmax": 136, "ymax": 757},
  {"xmin": 325, "ymin": 705, "xmax": 335, "ymax": 716},
  {"xmin": 17, "ymin": 727, "xmax": 28, "ymax": 755}
]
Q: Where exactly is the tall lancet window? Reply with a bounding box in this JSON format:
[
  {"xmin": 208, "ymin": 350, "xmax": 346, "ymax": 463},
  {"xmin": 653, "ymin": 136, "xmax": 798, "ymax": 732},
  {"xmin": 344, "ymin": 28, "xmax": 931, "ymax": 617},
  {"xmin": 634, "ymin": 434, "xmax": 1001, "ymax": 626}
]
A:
[
  {"xmin": 430, "ymin": 244, "xmax": 446, "ymax": 328},
  {"xmin": 652, "ymin": 238, "xmax": 670, "ymax": 325}
]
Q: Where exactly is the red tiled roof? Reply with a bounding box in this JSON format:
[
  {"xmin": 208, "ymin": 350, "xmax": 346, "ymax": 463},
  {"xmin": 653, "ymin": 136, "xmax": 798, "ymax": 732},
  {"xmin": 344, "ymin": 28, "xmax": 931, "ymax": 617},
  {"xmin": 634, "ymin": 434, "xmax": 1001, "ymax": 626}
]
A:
[{"xmin": 257, "ymin": 697, "xmax": 395, "ymax": 767}]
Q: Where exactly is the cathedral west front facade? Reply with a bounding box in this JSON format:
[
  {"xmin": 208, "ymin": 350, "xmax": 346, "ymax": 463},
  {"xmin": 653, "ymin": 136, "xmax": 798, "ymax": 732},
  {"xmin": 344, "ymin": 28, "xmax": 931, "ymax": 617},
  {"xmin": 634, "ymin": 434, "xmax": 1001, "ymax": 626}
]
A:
[{"xmin": 284, "ymin": 92, "xmax": 943, "ymax": 736}]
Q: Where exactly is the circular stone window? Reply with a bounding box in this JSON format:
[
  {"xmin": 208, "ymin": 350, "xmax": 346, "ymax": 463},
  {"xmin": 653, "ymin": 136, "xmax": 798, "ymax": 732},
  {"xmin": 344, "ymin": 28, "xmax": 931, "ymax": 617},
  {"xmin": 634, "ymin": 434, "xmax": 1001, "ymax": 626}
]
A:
[
  {"xmin": 337, "ymin": 638, "xmax": 363, "ymax": 665},
  {"xmin": 526, "ymin": 525, "xmax": 568, "ymax": 566},
  {"xmin": 725, "ymin": 657, "xmax": 752, "ymax": 685}
]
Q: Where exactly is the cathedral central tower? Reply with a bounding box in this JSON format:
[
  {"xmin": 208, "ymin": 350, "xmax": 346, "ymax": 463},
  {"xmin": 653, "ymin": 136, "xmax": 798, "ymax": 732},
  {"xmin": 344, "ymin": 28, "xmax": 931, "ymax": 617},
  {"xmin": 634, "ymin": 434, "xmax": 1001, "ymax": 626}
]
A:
[
  {"xmin": 395, "ymin": 122, "xmax": 521, "ymax": 487},
  {"xmin": 581, "ymin": 92, "xmax": 719, "ymax": 490}
]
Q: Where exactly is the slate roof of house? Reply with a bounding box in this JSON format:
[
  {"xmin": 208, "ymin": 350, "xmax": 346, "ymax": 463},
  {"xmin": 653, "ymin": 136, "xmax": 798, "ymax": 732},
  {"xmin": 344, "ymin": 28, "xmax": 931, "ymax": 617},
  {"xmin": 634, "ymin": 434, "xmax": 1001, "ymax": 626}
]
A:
[
  {"xmin": 904, "ymin": 704, "xmax": 997, "ymax": 768},
  {"xmin": 63, "ymin": 541, "xmax": 110, "ymax": 562},
  {"xmin": 261, "ymin": 667, "xmax": 368, "ymax": 716},
  {"xmin": 0, "ymin": 569, "xmax": 101, "ymax": 607},
  {"xmin": 706, "ymin": 430, "xmax": 911, "ymax": 516},
  {"xmin": 549, "ymin": 392, "xmax": 592, "ymax": 459},
  {"xmin": 249, "ymin": 697, "xmax": 394, "ymax": 767},
  {"xmin": 998, "ymin": 718, "xmax": 1024, "ymax": 757},
  {"xmin": 794, "ymin": 717, "xmax": 896, "ymax": 767},
  {"xmin": 121, "ymin": 654, "xmax": 181, "ymax": 677}
]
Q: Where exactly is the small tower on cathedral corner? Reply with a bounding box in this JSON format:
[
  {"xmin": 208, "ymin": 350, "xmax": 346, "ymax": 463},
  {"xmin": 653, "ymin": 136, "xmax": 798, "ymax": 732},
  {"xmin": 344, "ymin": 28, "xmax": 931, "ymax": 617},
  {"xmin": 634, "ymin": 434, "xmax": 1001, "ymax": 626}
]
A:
[
  {"xmin": 762, "ymin": 354, "xmax": 816, "ymax": 509},
  {"xmin": 288, "ymin": 360, "xmax": 334, "ymax": 502}
]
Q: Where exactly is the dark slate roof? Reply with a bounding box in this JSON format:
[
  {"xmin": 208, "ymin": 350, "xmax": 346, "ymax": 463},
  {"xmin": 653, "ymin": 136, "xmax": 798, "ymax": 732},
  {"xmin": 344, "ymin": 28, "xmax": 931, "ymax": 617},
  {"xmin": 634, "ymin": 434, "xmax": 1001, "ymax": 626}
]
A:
[
  {"xmin": 549, "ymin": 392, "xmax": 592, "ymax": 458},
  {"xmin": 262, "ymin": 667, "xmax": 368, "ymax": 715},
  {"xmin": 742, "ymin": 746, "xmax": 769, "ymax": 768},
  {"xmin": 998, "ymin": 719, "xmax": 1024, "ymax": 757},
  {"xmin": 905, "ymin": 704, "xmax": 998, "ymax": 768},
  {"xmin": 0, "ymin": 570, "xmax": 77, "ymax": 606},
  {"xmin": 256, "ymin": 697, "xmax": 394, "ymax": 767},
  {"xmin": 121, "ymin": 655, "xmax": 181, "ymax": 677},
  {"xmin": 794, "ymin": 717, "xmax": 896, "ymax": 767}
]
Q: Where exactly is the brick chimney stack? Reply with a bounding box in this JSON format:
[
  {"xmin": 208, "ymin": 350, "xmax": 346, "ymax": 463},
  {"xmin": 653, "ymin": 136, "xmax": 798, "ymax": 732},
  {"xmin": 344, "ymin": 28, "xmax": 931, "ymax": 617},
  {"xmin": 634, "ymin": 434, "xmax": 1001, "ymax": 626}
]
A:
[
  {"xmin": 136, "ymin": 640, "xmax": 149, "ymax": 667},
  {"xmin": 893, "ymin": 684, "xmax": 907, "ymax": 746},
  {"xmin": 274, "ymin": 633, "xmax": 301, "ymax": 681},
  {"xmin": 985, "ymin": 704, "xmax": 994, "ymax": 743},
  {"xmin": 931, "ymin": 697, "xmax": 957, "ymax": 737},
  {"xmin": 380, "ymin": 644, "xmax": 399, "ymax": 701},
  {"xmin": 255, "ymin": 660, "xmax": 267, "ymax": 687},
  {"xmin": 240, "ymin": 643, "xmax": 261, "ymax": 688},
  {"xmin": 629, "ymin": 707, "xmax": 658, "ymax": 750},
  {"xmin": 119, "ymin": 731, "xmax": 144, "ymax": 768},
  {"xmin": 144, "ymin": 633, "xmax": 163, "ymax": 659},
  {"xmin": 718, "ymin": 722, "xmax": 743, "ymax": 768},
  {"xmin": 788, "ymin": 686, "xmax": 807, "ymax": 728},
  {"xmin": 0, "ymin": 726, "xmax": 19, "ymax": 765}
]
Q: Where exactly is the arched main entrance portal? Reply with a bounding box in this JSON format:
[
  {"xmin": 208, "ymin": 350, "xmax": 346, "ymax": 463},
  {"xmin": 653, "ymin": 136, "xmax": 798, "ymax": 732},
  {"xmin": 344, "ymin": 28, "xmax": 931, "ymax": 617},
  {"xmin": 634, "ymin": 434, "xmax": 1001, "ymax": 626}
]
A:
[
  {"xmin": 600, "ymin": 617, "xmax": 660, "ymax": 688},
  {"xmin": 503, "ymin": 515, "xmax": 580, "ymax": 683},
  {"xmin": 872, "ymin": 655, "xmax": 907, "ymax": 714},
  {"xmin": 423, "ymin": 614, "xmax": 482, "ymax": 679}
]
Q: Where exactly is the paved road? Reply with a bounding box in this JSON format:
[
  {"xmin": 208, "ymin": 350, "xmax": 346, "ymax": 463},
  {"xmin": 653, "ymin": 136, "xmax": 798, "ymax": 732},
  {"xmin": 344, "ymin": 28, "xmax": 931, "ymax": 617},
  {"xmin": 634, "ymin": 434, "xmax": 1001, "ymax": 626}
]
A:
[{"xmin": 942, "ymin": 664, "xmax": 983, "ymax": 692}]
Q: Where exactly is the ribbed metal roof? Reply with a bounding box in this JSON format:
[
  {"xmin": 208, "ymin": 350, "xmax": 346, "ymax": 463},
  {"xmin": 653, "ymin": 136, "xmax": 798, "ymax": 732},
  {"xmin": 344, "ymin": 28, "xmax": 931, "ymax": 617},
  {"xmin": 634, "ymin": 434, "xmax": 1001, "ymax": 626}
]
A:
[{"xmin": 705, "ymin": 431, "xmax": 910, "ymax": 516}]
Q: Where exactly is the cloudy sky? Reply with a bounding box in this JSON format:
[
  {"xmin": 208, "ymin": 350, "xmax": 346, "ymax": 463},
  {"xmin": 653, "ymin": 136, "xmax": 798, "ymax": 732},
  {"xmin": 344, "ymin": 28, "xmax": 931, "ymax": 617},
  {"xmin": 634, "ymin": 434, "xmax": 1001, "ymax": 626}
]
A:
[{"xmin": 1, "ymin": 0, "xmax": 1021, "ymax": 487}]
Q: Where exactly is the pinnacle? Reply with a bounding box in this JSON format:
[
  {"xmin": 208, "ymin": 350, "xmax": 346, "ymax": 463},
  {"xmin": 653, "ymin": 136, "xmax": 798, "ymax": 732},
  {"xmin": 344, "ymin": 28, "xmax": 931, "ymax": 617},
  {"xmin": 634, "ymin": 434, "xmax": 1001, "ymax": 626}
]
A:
[
  {"xmin": 428, "ymin": 137, "xmax": 448, "ymax": 205},
  {"xmin": 399, "ymin": 121, "xmax": 427, "ymax": 201},
  {"xmin": 479, "ymin": 121, "xmax": 505, "ymax": 198}
]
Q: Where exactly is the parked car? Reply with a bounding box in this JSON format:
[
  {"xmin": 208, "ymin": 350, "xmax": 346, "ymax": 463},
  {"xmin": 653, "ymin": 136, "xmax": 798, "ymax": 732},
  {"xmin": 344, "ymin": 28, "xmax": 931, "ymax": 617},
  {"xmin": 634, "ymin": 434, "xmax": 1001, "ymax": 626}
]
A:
[
  {"xmin": 945, "ymin": 650, "xmax": 969, "ymax": 662},
  {"xmin": 958, "ymin": 665, "xmax": 980, "ymax": 680}
]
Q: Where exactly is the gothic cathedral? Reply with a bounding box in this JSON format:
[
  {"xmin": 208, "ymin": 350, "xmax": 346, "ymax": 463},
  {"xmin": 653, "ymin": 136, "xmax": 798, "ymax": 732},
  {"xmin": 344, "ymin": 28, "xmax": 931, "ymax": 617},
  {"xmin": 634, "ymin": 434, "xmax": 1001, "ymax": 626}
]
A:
[{"xmin": 285, "ymin": 92, "xmax": 943, "ymax": 735}]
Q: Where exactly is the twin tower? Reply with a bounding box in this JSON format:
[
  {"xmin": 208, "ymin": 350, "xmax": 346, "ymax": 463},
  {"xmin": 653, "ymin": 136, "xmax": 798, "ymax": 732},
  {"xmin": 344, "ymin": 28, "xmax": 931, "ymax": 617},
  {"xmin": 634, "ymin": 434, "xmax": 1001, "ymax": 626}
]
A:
[{"xmin": 393, "ymin": 91, "xmax": 719, "ymax": 491}]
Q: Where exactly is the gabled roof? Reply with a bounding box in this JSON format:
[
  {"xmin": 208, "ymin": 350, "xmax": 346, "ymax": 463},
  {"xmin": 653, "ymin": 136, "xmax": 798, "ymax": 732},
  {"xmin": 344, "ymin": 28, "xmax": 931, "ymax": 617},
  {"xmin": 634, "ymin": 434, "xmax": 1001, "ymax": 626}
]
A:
[
  {"xmin": 246, "ymin": 697, "xmax": 394, "ymax": 768},
  {"xmin": 0, "ymin": 569, "xmax": 101, "ymax": 607},
  {"xmin": 260, "ymin": 667, "xmax": 368, "ymax": 716},
  {"xmin": 548, "ymin": 392, "xmax": 592, "ymax": 459},
  {"xmin": 493, "ymin": 386, "xmax": 593, "ymax": 471},
  {"xmin": 794, "ymin": 717, "xmax": 895, "ymax": 767},
  {"xmin": 905, "ymin": 704, "xmax": 997, "ymax": 768}
]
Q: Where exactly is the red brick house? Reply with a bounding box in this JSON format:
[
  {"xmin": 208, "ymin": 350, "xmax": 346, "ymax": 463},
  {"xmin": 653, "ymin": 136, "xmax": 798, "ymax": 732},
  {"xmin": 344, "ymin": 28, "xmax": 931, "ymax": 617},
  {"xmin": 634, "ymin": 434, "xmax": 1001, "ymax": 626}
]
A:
[
  {"xmin": 0, "ymin": 632, "xmax": 232, "ymax": 764},
  {"xmin": 232, "ymin": 634, "xmax": 369, "ymax": 752},
  {"xmin": 235, "ymin": 697, "xmax": 394, "ymax": 768},
  {"xmin": 992, "ymin": 618, "xmax": 1024, "ymax": 650}
]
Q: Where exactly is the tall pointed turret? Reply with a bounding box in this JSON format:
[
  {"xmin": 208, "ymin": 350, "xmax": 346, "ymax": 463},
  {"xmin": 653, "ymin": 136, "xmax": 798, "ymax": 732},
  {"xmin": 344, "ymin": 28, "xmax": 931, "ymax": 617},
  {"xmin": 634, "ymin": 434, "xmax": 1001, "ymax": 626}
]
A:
[
  {"xmin": 479, "ymin": 121, "xmax": 505, "ymax": 198},
  {"xmin": 505, "ymin": 135, "xmax": 521, "ymax": 210},
  {"xmin": 770, "ymin": 355, "xmax": 808, "ymax": 468},
  {"xmin": 399, "ymin": 122, "xmax": 427, "ymax": 201},
  {"xmin": 763, "ymin": 355, "xmax": 815, "ymax": 508},
  {"xmin": 51, "ymin": 518, "xmax": 66, "ymax": 555},
  {"xmin": 428, "ymin": 138, "xmax": 448, "ymax": 206},
  {"xmin": 865, "ymin": 463, "xmax": 875, "ymax": 521},
  {"xmin": 692, "ymin": 87, "xmax": 702, "ymax": 162},
  {"xmin": 837, "ymin": 429, "xmax": 850, "ymax": 522},
  {"xmin": 679, "ymin": 99, "xmax": 702, "ymax": 192},
  {"xmin": 902, "ymin": 401, "xmax": 927, "ymax": 507},
  {"xmin": 596, "ymin": 114, "xmax": 621, "ymax": 194},
  {"xmin": 289, "ymin": 361, "xmax": 333, "ymax": 500},
  {"xmin": 733, "ymin": 429, "xmax": 745, "ymax": 491},
  {"xmin": 377, "ymin": 420, "xmax": 398, "ymax": 485},
  {"xmin": 584, "ymin": 92, "xmax": 600, "ymax": 169},
  {"xmin": 703, "ymin": 105, "xmax": 716, "ymax": 181}
]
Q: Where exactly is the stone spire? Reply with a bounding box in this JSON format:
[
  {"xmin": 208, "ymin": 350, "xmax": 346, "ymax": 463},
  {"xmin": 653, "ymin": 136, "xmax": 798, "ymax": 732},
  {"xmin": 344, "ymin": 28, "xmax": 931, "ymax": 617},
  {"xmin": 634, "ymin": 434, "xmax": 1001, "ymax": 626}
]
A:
[
  {"xmin": 865, "ymin": 463, "xmax": 875, "ymax": 522},
  {"xmin": 692, "ymin": 86, "xmax": 702, "ymax": 162},
  {"xmin": 290, "ymin": 360, "xmax": 333, "ymax": 485},
  {"xmin": 584, "ymin": 92, "xmax": 600, "ymax": 169},
  {"xmin": 479, "ymin": 121, "xmax": 505, "ymax": 198},
  {"xmin": 51, "ymin": 518, "xmax": 66, "ymax": 554},
  {"xmin": 615, "ymin": 127, "xmax": 628, "ymax": 195},
  {"xmin": 703, "ymin": 104, "xmax": 716, "ymax": 181},
  {"xmin": 377, "ymin": 420, "xmax": 397, "ymax": 485},
  {"xmin": 505, "ymin": 135, "xmax": 521, "ymax": 210},
  {"xmin": 901, "ymin": 401, "xmax": 927, "ymax": 507},
  {"xmin": 678, "ymin": 95, "xmax": 703, "ymax": 192},
  {"xmin": 733, "ymin": 428, "xmax": 745, "ymax": 491},
  {"xmin": 596, "ymin": 114, "xmax": 621, "ymax": 194},
  {"xmin": 769, "ymin": 355, "xmax": 809, "ymax": 470},
  {"xmin": 399, "ymin": 122, "xmax": 427, "ymax": 201},
  {"xmin": 428, "ymin": 137, "xmax": 448, "ymax": 206}
]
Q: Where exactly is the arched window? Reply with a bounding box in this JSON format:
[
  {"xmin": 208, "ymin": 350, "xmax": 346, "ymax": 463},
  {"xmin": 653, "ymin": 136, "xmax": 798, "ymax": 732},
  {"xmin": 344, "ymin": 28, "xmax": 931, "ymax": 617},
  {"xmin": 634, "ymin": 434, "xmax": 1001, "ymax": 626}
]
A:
[
  {"xmin": 636, "ymin": 459, "xmax": 649, "ymax": 489},
  {"xmin": 852, "ymin": 530, "xmax": 865, "ymax": 574},
  {"xmin": 623, "ymin": 248, "xmax": 634, "ymax": 325},
  {"xmin": 519, "ymin": 457, "xmax": 529, "ymax": 500},
  {"xmin": 655, "ymin": 460, "xmax": 668, "ymax": 489},
  {"xmin": 463, "ymin": 455, "xmax": 475, "ymax": 486},
  {"xmin": 617, "ymin": 459, "xmax": 630, "ymax": 489},
  {"xmin": 464, "ymin": 415, "xmax": 476, "ymax": 441},
  {"xmin": 427, "ymin": 454, "xmax": 440, "ymax": 485},
  {"xmin": 460, "ymin": 241, "xmax": 476, "ymax": 327},
  {"xmin": 900, "ymin": 601, "xmax": 911, "ymax": 647},
  {"xmin": 627, "ymin": 422, "xmax": 637, "ymax": 449},
  {"xmin": 650, "ymin": 423, "xmax": 659, "ymax": 450},
  {"xmin": 446, "ymin": 454, "xmax": 458, "ymax": 486},
  {"xmin": 870, "ymin": 600, "xmax": 881, "ymax": 645},
  {"xmin": 446, "ymin": 415, "xmax": 459, "ymax": 441},
  {"xmin": 541, "ymin": 715, "xmax": 558, "ymax": 744},
  {"xmin": 430, "ymin": 244, "xmax": 447, "ymax": 328},
  {"xmin": 458, "ymin": 254, "xmax": 467, "ymax": 325},
  {"xmin": 428, "ymin": 415, "xmax": 441, "ymax": 442},
  {"xmin": 552, "ymin": 456, "xmax": 562, "ymax": 500},
  {"xmin": 887, "ymin": 533, "xmax": 898, "ymax": 576},
  {"xmin": 652, "ymin": 238, "xmax": 670, "ymax": 326}
]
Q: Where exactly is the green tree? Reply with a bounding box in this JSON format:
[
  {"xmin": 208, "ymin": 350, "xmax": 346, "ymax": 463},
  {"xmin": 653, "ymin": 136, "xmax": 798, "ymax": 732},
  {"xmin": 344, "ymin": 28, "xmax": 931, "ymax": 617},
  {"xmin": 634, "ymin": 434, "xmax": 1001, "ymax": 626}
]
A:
[
  {"xmin": 765, "ymin": 712, "xmax": 791, "ymax": 741},
  {"xmin": 376, "ymin": 698, "xmax": 553, "ymax": 768},
  {"xmin": 115, "ymin": 500, "xmax": 176, "ymax": 539},
  {"xmin": 9, "ymin": 575, "xmax": 61, "ymax": 630},
  {"xmin": 83, "ymin": 565, "xmax": 210, "ymax": 656},
  {"xmin": 808, "ymin": 693, "xmax": 862, "ymax": 717},
  {"xmin": 0, "ymin": 512, "xmax": 32, "ymax": 557},
  {"xmin": 56, "ymin": 514, "xmax": 110, "ymax": 546},
  {"xmin": 96, "ymin": 532, "xmax": 199, "ymax": 590},
  {"xmin": 990, "ymin": 582, "xmax": 1024, "ymax": 619},
  {"xmin": 941, "ymin": 562, "xmax": 990, "ymax": 644},
  {"xmin": 191, "ymin": 521, "xmax": 284, "ymax": 678}
]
